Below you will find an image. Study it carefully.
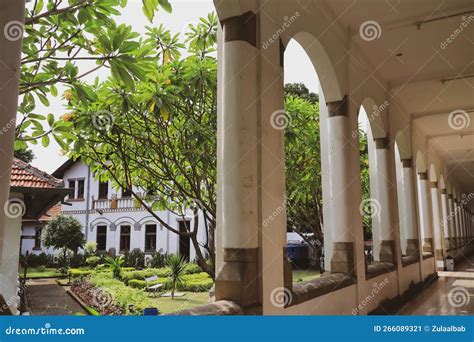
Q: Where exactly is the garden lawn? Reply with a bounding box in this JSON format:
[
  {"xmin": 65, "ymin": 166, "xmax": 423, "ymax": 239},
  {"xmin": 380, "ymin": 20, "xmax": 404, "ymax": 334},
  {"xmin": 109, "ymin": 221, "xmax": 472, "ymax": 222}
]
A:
[
  {"xmin": 89, "ymin": 272, "xmax": 210, "ymax": 314},
  {"xmin": 292, "ymin": 269, "xmax": 321, "ymax": 282},
  {"xmin": 19, "ymin": 267, "xmax": 62, "ymax": 279}
]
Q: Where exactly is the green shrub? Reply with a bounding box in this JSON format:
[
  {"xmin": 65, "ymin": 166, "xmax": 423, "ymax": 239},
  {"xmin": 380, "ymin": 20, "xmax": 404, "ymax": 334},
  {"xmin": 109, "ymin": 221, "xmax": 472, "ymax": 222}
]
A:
[
  {"xmin": 147, "ymin": 251, "xmax": 168, "ymax": 268},
  {"xmin": 121, "ymin": 268, "xmax": 170, "ymax": 284},
  {"xmin": 123, "ymin": 249, "xmax": 145, "ymax": 269},
  {"xmin": 127, "ymin": 272, "xmax": 212, "ymax": 292},
  {"xmin": 184, "ymin": 263, "xmax": 202, "ymax": 274},
  {"xmin": 37, "ymin": 265, "xmax": 46, "ymax": 272},
  {"xmin": 69, "ymin": 268, "xmax": 93, "ymax": 277},
  {"xmin": 22, "ymin": 253, "xmax": 55, "ymax": 268},
  {"xmin": 86, "ymin": 256, "xmax": 101, "ymax": 267}
]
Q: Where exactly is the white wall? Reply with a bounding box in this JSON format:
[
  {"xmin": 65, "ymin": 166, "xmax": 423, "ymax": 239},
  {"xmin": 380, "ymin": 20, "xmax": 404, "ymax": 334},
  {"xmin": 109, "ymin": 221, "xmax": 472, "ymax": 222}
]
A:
[{"xmin": 1, "ymin": 194, "xmax": 23, "ymax": 315}]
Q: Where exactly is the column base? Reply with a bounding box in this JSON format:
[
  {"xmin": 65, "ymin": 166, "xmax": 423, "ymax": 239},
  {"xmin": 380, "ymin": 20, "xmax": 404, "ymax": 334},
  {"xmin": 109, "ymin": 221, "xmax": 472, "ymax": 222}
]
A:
[
  {"xmin": 215, "ymin": 248, "xmax": 259, "ymax": 308},
  {"xmin": 379, "ymin": 240, "xmax": 397, "ymax": 265},
  {"xmin": 435, "ymin": 249, "xmax": 444, "ymax": 261},
  {"xmin": 406, "ymin": 239, "xmax": 419, "ymax": 257},
  {"xmin": 330, "ymin": 242, "xmax": 355, "ymax": 275},
  {"xmin": 422, "ymin": 238, "xmax": 433, "ymax": 253},
  {"xmin": 283, "ymin": 247, "xmax": 293, "ymax": 292}
]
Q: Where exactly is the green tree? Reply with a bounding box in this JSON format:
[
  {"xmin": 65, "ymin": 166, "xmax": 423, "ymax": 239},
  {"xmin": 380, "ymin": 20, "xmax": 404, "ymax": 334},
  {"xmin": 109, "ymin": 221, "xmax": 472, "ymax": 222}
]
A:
[
  {"xmin": 284, "ymin": 93, "xmax": 324, "ymax": 268},
  {"xmin": 358, "ymin": 128, "xmax": 372, "ymax": 239},
  {"xmin": 15, "ymin": 0, "xmax": 171, "ymax": 151},
  {"xmin": 14, "ymin": 147, "xmax": 35, "ymax": 163},
  {"xmin": 43, "ymin": 215, "xmax": 85, "ymax": 267},
  {"xmin": 284, "ymin": 83, "xmax": 319, "ymax": 104},
  {"xmin": 62, "ymin": 14, "xmax": 218, "ymax": 278},
  {"xmin": 104, "ymin": 256, "xmax": 124, "ymax": 278},
  {"xmin": 166, "ymin": 255, "xmax": 186, "ymax": 299}
]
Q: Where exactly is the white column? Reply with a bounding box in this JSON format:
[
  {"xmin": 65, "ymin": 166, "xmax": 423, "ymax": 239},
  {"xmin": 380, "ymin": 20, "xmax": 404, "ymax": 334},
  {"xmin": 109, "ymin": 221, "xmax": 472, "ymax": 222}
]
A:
[
  {"xmin": 399, "ymin": 159, "xmax": 419, "ymax": 257},
  {"xmin": 417, "ymin": 172, "xmax": 433, "ymax": 254},
  {"xmin": 447, "ymin": 194, "xmax": 456, "ymax": 249},
  {"xmin": 373, "ymin": 138, "xmax": 396, "ymax": 264},
  {"xmin": 453, "ymin": 197, "xmax": 461, "ymax": 248},
  {"xmin": 327, "ymin": 96, "xmax": 355, "ymax": 274},
  {"xmin": 0, "ymin": 1, "xmax": 26, "ymax": 266},
  {"xmin": 430, "ymin": 182, "xmax": 444, "ymax": 267},
  {"xmin": 215, "ymin": 11, "xmax": 260, "ymax": 308},
  {"xmin": 440, "ymin": 190, "xmax": 449, "ymax": 250}
]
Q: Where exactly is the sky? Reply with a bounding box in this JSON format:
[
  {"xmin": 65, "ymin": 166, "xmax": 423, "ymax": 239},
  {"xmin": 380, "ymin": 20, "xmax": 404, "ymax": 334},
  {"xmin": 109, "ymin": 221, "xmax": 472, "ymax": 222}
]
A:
[{"xmin": 28, "ymin": 0, "xmax": 320, "ymax": 173}]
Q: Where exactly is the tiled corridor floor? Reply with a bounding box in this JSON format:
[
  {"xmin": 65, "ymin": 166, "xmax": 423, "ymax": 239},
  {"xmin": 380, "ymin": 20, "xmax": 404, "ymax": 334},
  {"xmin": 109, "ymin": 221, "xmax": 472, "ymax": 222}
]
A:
[
  {"xmin": 398, "ymin": 254, "xmax": 474, "ymax": 315},
  {"xmin": 25, "ymin": 278, "xmax": 87, "ymax": 315}
]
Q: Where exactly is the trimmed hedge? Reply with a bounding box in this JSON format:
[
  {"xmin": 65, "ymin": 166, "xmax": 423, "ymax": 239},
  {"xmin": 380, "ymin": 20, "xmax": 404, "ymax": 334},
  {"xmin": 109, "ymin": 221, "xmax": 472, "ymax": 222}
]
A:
[
  {"xmin": 128, "ymin": 272, "xmax": 213, "ymax": 292},
  {"xmin": 121, "ymin": 263, "xmax": 202, "ymax": 284}
]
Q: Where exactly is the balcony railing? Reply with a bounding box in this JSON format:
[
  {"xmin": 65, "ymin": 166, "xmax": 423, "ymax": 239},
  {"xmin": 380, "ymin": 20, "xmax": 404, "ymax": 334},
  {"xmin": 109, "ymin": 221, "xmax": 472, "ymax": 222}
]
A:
[{"xmin": 92, "ymin": 197, "xmax": 140, "ymax": 210}]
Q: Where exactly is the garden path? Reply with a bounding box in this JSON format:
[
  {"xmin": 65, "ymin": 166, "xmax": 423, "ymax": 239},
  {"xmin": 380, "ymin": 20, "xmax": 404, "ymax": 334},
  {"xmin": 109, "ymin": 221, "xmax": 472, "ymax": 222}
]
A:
[{"xmin": 25, "ymin": 279, "xmax": 87, "ymax": 315}]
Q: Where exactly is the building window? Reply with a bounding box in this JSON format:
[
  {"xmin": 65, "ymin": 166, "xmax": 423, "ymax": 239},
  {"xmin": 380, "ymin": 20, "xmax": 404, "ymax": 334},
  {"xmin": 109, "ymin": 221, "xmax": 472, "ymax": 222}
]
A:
[
  {"xmin": 145, "ymin": 224, "xmax": 157, "ymax": 252},
  {"xmin": 120, "ymin": 225, "xmax": 131, "ymax": 252},
  {"xmin": 68, "ymin": 180, "xmax": 75, "ymax": 199},
  {"xmin": 77, "ymin": 179, "xmax": 85, "ymax": 199},
  {"xmin": 96, "ymin": 225, "xmax": 107, "ymax": 251},
  {"xmin": 67, "ymin": 179, "xmax": 85, "ymax": 200},
  {"xmin": 34, "ymin": 228, "xmax": 42, "ymax": 249},
  {"xmin": 98, "ymin": 181, "xmax": 108, "ymax": 199},
  {"xmin": 122, "ymin": 188, "xmax": 132, "ymax": 198}
]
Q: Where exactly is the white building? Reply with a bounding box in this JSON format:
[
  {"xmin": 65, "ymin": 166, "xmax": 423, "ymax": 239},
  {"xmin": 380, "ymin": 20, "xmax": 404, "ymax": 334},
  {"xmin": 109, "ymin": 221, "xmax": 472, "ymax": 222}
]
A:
[{"xmin": 21, "ymin": 159, "xmax": 208, "ymax": 262}]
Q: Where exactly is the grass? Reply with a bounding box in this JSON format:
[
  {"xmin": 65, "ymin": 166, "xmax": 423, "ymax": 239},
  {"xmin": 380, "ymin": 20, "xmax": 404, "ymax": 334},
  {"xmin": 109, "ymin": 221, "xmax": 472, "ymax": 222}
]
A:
[
  {"xmin": 18, "ymin": 267, "xmax": 62, "ymax": 279},
  {"xmin": 292, "ymin": 268, "xmax": 321, "ymax": 282},
  {"xmin": 88, "ymin": 271, "xmax": 209, "ymax": 315},
  {"xmin": 146, "ymin": 292, "xmax": 209, "ymax": 314}
]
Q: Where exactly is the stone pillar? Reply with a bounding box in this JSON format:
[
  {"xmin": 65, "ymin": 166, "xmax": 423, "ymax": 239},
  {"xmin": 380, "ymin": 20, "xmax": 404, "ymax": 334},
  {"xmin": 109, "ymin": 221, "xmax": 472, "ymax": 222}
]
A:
[
  {"xmin": 453, "ymin": 198, "xmax": 461, "ymax": 248},
  {"xmin": 215, "ymin": 11, "xmax": 260, "ymax": 308},
  {"xmin": 327, "ymin": 96, "xmax": 355, "ymax": 275},
  {"xmin": 0, "ymin": 1, "xmax": 25, "ymax": 266},
  {"xmin": 440, "ymin": 189, "xmax": 450, "ymax": 250},
  {"xmin": 373, "ymin": 137, "xmax": 396, "ymax": 264},
  {"xmin": 400, "ymin": 159, "xmax": 419, "ymax": 257},
  {"xmin": 417, "ymin": 172, "xmax": 433, "ymax": 254},
  {"xmin": 447, "ymin": 194, "xmax": 456, "ymax": 249},
  {"xmin": 430, "ymin": 182, "xmax": 444, "ymax": 264}
]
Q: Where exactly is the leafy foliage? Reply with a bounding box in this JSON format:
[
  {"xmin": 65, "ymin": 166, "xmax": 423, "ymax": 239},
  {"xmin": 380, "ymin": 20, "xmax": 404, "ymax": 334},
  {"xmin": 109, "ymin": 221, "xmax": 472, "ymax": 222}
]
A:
[
  {"xmin": 16, "ymin": 0, "xmax": 171, "ymax": 150},
  {"xmin": 284, "ymin": 90, "xmax": 324, "ymax": 266},
  {"xmin": 166, "ymin": 255, "xmax": 187, "ymax": 299},
  {"xmin": 61, "ymin": 13, "xmax": 218, "ymax": 278},
  {"xmin": 104, "ymin": 255, "xmax": 125, "ymax": 278},
  {"xmin": 43, "ymin": 215, "xmax": 85, "ymax": 267}
]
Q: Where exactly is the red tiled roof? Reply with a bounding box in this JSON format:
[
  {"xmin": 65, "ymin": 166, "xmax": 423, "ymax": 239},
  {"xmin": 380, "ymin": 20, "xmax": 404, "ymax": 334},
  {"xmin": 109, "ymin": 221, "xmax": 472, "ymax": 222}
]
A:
[
  {"xmin": 10, "ymin": 158, "xmax": 64, "ymax": 189},
  {"xmin": 39, "ymin": 203, "xmax": 62, "ymax": 221}
]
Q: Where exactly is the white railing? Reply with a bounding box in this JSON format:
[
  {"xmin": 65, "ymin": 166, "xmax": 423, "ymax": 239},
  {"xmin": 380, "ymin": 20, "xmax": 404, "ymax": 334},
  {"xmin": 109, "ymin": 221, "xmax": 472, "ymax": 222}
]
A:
[{"xmin": 92, "ymin": 197, "xmax": 142, "ymax": 210}]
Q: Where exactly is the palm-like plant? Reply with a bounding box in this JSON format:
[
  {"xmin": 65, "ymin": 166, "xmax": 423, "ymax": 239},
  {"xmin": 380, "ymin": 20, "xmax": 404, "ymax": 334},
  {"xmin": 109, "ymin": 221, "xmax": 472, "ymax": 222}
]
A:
[
  {"xmin": 166, "ymin": 255, "xmax": 187, "ymax": 299},
  {"xmin": 104, "ymin": 256, "xmax": 124, "ymax": 279}
]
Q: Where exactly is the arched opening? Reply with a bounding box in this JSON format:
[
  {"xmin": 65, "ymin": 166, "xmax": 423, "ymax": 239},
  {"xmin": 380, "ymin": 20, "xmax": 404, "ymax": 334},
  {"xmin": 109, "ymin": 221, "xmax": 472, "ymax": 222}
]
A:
[{"xmin": 283, "ymin": 38, "xmax": 324, "ymax": 284}]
